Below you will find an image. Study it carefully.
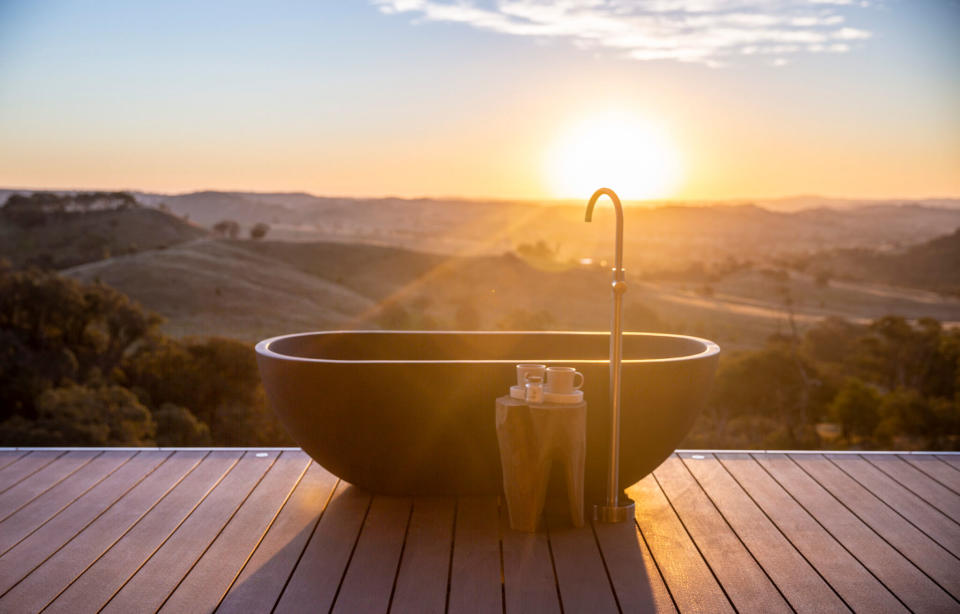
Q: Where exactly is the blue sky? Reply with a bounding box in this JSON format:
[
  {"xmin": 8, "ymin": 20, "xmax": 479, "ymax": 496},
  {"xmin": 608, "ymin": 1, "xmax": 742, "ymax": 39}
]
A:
[{"xmin": 1, "ymin": 0, "xmax": 957, "ymax": 199}]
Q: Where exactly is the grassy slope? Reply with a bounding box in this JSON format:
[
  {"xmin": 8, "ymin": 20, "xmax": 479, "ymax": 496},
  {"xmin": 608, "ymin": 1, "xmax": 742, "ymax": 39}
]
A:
[
  {"xmin": 64, "ymin": 240, "xmax": 374, "ymax": 341},
  {"xmin": 0, "ymin": 207, "xmax": 207, "ymax": 269},
  {"xmin": 60, "ymin": 237, "xmax": 960, "ymax": 348},
  {"xmin": 802, "ymin": 228, "xmax": 960, "ymax": 295},
  {"xmin": 155, "ymin": 192, "xmax": 960, "ymax": 268}
]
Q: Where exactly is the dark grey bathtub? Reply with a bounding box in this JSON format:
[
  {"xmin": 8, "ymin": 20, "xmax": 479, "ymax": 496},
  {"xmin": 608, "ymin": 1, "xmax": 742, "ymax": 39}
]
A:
[{"xmin": 255, "ymin": 331, "xmax": 719, "ymax": 497}]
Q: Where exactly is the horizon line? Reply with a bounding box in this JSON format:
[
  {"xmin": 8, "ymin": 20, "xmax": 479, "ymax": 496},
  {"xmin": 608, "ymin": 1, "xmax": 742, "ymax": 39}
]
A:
[{"xmin": 1, "ymin": 185, "xmax": 958, "ymax": 206}]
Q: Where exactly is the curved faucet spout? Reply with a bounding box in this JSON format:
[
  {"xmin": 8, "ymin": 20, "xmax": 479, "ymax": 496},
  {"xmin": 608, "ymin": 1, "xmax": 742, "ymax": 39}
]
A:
[{"xmin": 584, "ymin": 188, "xmax": 625, "ymax": 281}]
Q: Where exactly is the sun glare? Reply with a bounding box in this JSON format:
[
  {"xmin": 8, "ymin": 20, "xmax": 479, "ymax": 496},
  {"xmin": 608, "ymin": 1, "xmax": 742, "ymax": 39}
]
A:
[{"xmin": 545, "ymin": 111, "xmax": 682, "ymax": 201}]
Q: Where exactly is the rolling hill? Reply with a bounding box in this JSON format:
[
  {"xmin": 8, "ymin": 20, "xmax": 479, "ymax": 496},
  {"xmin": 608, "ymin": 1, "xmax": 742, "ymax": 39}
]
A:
[
  {"xmin": 61, "ymin": 238, "xmax": 960, "ymax": 349},
  {"xmin": 130, "ymin": 191, "xmax": 960, "ymax": 270},
  {"xmin": 799, "ymin": 228, "xmax": 960, "ymax": 296},
  {"xmin": 0, "ymin": 206, "xmax": 207, "ymax": 270},
  {"xmin": 65, "ymin": 240, "xmax": 375, "ymax": 340}
]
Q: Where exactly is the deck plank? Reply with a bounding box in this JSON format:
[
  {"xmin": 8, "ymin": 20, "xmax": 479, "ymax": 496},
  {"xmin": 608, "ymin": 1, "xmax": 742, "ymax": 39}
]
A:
[
  {"xmin": 274, "ymin": 482, "xmax": 371, "ymax": 612},
  {"xmin": 390, "ymin": 497, "xmax": 456, "ymax": 614},
  {"xmin": 718, "ymin": 453, "xmax": 906, "ymax": 613},
  {"xmin": 0, "ymin": 450, "xmax": 159, "ymax": 598},
  {"xmin": 827, "ymin": 455, "xmax": 960, "ymax": 562},
  {"xmin": 0, "ymin": 450, "xmax": 197, "ymax": 613},
  {"xmin": 100, "ymin": 450, "xmax": 279, "ymax": 613},
  {"xmin": 794, "ymin": 454, "xmax": 960, "ymax": 601},
  {"xmin": 447, "ymin": 496, "xmax": 502, "ymax": 614},
  {"xmin": 0, "ymin": 451, "xmax": 26, "ymax": 472},
  {"xmin": 217, "ymin": 462, "xmax": 338, "ymax": 614},
  {"xmin": 680, "ymin": 453, "xmax": 848, "ymax": 613},
  {"xmin": 628, "ymin": 473, "xmax": 735, "ymax": 614},
  {"xmin": 0, "ymin": 450, "xmax": 98, "ymax": 521},
  {"xmin": 937, "ymin": 454, "xmax": 960, "ymax": 472},
  {"xmin": 43, "ymin": 450, "xmax": 243, "ymax": 614},
  {"xmin": 902, "ymin": 456, "xmax": 960, "ymax": 494},
  {"xmin": 756, "ymin": 453, "xmax": 957, "ymax": 613},
  {"xmin": 500, "ymin": 504, "xmax": 561, "ymax": 614},
  {"xmin": 159, "ymin": 451, "xmax": 311, "ymax": 613},
  {"xmin": 0, "ymin": 450, "xmax": 63, "ymax": 493},
  {"xmin": 546, "ymin": 510, "xmax": 619, "ymax": 614},
  {"xmin": 593, "ymin": 518, "xmax": 677, "ymax": 613},
  {"xmin": 865, "ymin": 455, "xmax": 960, "ymax": 519},
  {"xmin": 0, "ymin": 450, "xmax": 133, "ymax": 556},
  {"xmin": 654, "ymin": 455, "xmax": 792, "ymax": 613},
  {"xmin": 3, "ymin": 449, "xmax": 957, "ymax": 612},
  {"xmin": 332, "ymin": 495, "xmax": 412, "ymax": 613}
]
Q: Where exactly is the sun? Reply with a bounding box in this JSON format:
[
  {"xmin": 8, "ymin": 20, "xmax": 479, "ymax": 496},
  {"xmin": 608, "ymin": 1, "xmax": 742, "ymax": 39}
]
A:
[{"xmin": 545, "ymin": 111, "xmax": 682, "ymax": 201}]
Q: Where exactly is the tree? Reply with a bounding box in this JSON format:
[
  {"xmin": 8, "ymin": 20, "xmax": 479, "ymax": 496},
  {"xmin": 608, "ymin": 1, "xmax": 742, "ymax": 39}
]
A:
[
  {"xmin": 124, "ymin": 336, "xmax": 291, "ymax": 446},
  {"xmin": 0, "ymin": 267, "xmax": 161, "ymax": 421},
  {"xmin": 828, "ymin": 377, "xmax": 881, "ymax": 440},
  {"xmin": 153, "ymin": 403, "xmax": 211, "ymax": 446},
  {"xmin": 0, "ymin": 384, "xmax": 155, "ymax": 445},
  {"xmin": 802, "ymin": 317, "xmax": 864, "ymax": 365},
  {"xmin": 1, "ymin": 194, "xmax": 49, "ymax": 227},
  {"xmin": 711, "ymin": 345, "xmax": 822, "ymax": 447},
  {"xmin": 516, "ymin": 240, "xmax": 559, "ymax": 266},
  {"xmin": 0, "ymin": 266, "xmax": 292, "ymax": 447},
  {"xmin": 250, "ymin": 222, "xmax": 270, "ymax": 240},
  {"xmin": 212, "ymin": 219, "xmax": 240, "ymax": 239},
  {"xmin": 856, "ymin": 316, "xmax": 953, "ymax": 397}
]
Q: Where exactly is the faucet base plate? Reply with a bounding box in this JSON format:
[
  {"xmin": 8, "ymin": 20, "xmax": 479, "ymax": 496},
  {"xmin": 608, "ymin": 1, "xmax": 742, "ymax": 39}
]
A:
[{"xmin": 592, "ymin": 497, "xmax": 636, "ymax": 523}]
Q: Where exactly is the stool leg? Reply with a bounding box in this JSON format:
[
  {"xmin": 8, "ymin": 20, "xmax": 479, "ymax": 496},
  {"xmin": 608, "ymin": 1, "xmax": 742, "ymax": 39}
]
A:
[
  {"xmin": 563, "ymin": 444, "xmax": 585, "ymax": 527},
  {"xmin": 498, "ymin": 400, "xmax": 551, "ymax": 532},
  {"xmin": 560, "ymin": 412, "xmax": 586, "ymax": 528}
]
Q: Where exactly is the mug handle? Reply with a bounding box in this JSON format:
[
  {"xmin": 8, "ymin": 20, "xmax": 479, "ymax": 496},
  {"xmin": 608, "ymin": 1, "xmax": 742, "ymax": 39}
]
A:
[{"xmin": 573, "ymin": 371, "xmax": 584, "ymax": 390}]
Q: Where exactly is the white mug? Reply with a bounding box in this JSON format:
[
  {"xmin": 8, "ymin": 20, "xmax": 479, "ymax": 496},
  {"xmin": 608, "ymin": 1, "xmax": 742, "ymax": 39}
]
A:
[
  {"xmin": 516, "ymin": 363, "xmax": 546, "ymax": 387},
  {"xmin": 545, "ymin": 367, "xmax": 584, "ymax": 394}
]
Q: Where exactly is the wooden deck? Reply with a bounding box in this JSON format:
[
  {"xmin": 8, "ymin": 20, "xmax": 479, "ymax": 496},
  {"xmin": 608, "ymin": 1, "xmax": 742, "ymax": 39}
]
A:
[{"xmin": 0, "ymin": 448, "xmax": 957, "ymax": 613}]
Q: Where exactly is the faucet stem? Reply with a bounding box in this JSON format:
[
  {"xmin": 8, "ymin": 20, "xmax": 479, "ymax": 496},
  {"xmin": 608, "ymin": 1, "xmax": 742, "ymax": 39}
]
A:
[{"xmin": 585, "ymin": 188, "xmax": 634, "ymax": 522}]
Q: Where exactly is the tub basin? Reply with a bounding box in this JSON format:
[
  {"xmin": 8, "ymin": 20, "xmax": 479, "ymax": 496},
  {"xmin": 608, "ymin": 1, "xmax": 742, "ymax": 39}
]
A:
[{"xmin": 256, "ymin": 331, "xmax": 719, "ymax": 496}]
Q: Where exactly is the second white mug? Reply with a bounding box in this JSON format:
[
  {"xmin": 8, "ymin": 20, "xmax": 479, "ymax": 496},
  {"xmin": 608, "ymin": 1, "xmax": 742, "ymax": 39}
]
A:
[{"xmin": 545, "ymin": 366, "xmax": 584, "ymax": 394}]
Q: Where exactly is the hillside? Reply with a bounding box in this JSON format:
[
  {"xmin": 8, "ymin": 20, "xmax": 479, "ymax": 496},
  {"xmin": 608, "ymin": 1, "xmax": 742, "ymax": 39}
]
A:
[
  {"xmin": 0, "ymin": 206, "xmax": 207, "ymax": 270},
  {"xmin": 7, "ymin": 189, "xmax": 960, "ymax": 271},
  {"xmin": 64, "ymin": 240, "xmax": 374, "ymax": 341},
  {"xmin": 800, "ymin": 228, "xmax": 960, "ymax": 295},
  {"xmin": 133, "ymin": 191, "xmax": 960, "ymax": 269},
  {"xmin": 62, "ymin": 239, "xmax": 960, "ymax": 349}
]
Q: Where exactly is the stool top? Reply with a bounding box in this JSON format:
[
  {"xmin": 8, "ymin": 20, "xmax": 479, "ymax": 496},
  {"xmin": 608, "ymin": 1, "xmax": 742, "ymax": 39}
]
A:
[{"xmin": 496, "ymin": 395, "xmax": 586, "ymax": 410}]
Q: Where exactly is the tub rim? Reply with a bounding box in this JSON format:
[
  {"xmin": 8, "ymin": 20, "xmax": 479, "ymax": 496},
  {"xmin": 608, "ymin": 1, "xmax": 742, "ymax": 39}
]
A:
[{"xmin": 255, "ymin": 330, "xmax": 721, "ymax": 365}]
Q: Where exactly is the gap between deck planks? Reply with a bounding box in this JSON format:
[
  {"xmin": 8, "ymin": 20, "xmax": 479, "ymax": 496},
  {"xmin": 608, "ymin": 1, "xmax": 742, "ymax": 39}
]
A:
[{"xmin": 1, "ymin": 449, "xmax": 959, "ymax": 613}]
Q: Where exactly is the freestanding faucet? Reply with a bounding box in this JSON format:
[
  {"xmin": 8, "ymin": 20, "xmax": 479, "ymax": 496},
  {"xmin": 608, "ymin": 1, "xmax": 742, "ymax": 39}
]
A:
[{"xmin": 585, "ymin": 188, "xmax": 635, "ymax": 523}]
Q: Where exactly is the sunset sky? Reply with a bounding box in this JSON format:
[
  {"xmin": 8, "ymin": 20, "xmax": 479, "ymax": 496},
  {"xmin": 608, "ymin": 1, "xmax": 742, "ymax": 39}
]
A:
[{"xmin": 1, "ymin": 0, "xmax": 958, "ymax": 201}]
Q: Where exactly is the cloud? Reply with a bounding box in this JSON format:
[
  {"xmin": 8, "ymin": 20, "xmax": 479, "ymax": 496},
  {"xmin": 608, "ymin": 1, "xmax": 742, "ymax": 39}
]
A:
[{"xmin": 372, "ymin": 0, "xmax": 873, "ymax": 66}]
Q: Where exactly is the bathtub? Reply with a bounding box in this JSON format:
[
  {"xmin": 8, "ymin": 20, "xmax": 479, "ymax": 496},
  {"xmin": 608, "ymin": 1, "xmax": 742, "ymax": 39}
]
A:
[{"xmin": 256, "ymin": 331, "xmax": 719, "ymax": 497}]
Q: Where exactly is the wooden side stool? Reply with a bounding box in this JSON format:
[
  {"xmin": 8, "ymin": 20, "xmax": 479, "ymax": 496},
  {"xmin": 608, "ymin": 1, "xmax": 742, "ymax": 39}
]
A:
[{"xmin": 495, "ymin": 396, "xmax": 586, "ymax": 532}]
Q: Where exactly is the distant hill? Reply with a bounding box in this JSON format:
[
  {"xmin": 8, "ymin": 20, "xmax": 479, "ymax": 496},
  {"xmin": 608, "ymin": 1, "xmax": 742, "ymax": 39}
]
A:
[
  {"xmin": 755, "ymin": 194, "xmax": 960, "ymax": 212},
  {"xmin": 64, "ymin": 240, "xmax": 375, "ymax": 340},
  {"xmin": 6, "ymin": 189, "xmax": 960, "ymax": 267},
  {"xmin": 800, "ymin": 228, "xmax": 960, "ymax": 296},
  {"xmin": 60, "ymin": 238, "xmax": 960, "ymax": 347},
  {"xmin": 101, "ymin": 191, "xmax": 960, "ymax": 272},
  {"xmin": 0, "ymin": 205, "xmax": 207, "ymax": 270}
]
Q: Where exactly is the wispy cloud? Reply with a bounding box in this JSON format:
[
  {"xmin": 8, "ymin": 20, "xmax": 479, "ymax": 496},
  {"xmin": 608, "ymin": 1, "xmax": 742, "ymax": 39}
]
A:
[{"xmin": 372, "ymin": 0, "xmax": 874, "ymax": 66}]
